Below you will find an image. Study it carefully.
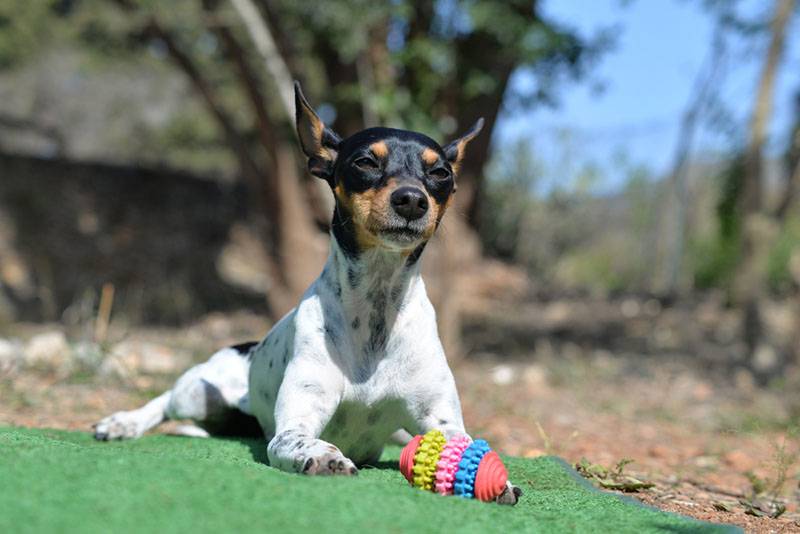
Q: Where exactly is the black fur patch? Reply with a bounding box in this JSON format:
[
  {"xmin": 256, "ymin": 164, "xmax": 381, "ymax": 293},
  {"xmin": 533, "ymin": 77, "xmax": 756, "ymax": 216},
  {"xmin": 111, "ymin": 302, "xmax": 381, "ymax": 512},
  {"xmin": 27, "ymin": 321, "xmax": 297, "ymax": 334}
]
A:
[
  {"xmin": 351, "ymin": 317, "xmax": 360, "ymax": 330},
  {"xmin": 406, "ymin": 242, "xmax": 427, "ymax": 266},
  {"xmin": 347, "ymin": 265, "xmax": 361, "ymax": 288},
  {"xmin": 366, "ymin": 286, "xmax": 387, "ymax": 351},
  {"xmin": 332, "ymin": 277, "xmax": 342, "ymax": 297},
  {"xmin": 230, "ymin": 341, "xmax": 258, "ymax": 358},
  {"xmin": 390, "ymin": 282, "xmax": 403, "ymax": 303},
  {"xmin": 332, "ymin": 203, "xmax": 361, "ymax": 259}
]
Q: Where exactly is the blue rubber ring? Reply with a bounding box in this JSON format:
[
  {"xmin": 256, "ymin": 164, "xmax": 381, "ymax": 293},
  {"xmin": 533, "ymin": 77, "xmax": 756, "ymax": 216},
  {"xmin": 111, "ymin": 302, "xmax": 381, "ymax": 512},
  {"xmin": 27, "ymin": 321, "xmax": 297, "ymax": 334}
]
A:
[{"xmin": 453, "ymin": 439, "xmax": 490, "ymax": 498}]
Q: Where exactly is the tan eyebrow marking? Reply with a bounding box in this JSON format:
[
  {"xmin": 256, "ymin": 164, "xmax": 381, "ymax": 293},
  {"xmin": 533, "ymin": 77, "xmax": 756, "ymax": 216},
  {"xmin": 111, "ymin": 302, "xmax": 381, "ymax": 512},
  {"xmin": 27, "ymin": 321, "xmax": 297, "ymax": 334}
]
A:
[
  {"xmin": 421, "ymin": 147, "xmax": 439, "ymax": 166},
  {"xmin": 370, "ymin": 141, "xmax": 389, "ymax": 158}
]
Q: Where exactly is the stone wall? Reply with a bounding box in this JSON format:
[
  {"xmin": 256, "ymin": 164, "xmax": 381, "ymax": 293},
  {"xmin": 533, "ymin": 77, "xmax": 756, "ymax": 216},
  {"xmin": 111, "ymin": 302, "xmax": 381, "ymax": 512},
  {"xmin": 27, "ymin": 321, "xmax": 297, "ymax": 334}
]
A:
[{"xmin": 0, "ymin": 153, "xmax": 267, "ymax": 324}]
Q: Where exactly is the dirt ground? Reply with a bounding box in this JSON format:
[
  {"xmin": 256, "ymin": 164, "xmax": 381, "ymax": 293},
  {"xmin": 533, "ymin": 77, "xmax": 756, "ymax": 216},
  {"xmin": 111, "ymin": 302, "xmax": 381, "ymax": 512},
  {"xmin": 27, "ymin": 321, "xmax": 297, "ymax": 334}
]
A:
[{"xmin": 1, "ymin": 317, "xmax": 799, "ymax": 533}]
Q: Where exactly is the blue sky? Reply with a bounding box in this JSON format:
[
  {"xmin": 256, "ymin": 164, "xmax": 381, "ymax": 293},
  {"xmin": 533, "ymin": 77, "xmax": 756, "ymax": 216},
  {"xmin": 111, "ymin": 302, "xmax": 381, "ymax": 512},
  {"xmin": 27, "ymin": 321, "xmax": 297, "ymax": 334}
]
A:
[{"xmin": 496, "ymin": 0, "xmax": 800, "ymax": 193}]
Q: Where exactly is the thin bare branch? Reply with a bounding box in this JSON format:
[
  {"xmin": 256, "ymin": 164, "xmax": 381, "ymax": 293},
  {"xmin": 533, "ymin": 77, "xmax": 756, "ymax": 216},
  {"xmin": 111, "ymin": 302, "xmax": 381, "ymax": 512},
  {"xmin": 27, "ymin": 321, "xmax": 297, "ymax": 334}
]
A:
[{"xmin": 228, "ymin": 0, "xmax": 294, "ymax": 121}]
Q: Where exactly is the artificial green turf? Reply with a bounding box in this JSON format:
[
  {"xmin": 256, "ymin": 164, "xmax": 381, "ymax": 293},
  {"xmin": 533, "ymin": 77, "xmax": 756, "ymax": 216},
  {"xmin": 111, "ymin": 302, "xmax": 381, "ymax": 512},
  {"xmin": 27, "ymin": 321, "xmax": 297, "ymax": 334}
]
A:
[{"xmin": 0, "ymin": 427, "xmax": 741, "ymax": 533}]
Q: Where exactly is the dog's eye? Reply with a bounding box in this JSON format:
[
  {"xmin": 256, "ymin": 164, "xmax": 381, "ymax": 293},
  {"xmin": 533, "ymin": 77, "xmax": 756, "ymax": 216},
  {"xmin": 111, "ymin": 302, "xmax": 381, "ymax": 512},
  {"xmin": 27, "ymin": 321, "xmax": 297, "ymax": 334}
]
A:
[
  {"xmin": 354, "ymin": 157, "xmax": 379, "ymax": 170},
  {"xmin": 429, "ymin": 167, "xmax": 450, "ymax": 180}
]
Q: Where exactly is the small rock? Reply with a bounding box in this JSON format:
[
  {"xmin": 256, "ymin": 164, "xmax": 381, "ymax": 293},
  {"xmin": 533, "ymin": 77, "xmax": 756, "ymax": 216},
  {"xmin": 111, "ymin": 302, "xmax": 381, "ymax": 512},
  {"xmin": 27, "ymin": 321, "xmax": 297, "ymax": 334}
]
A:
[
  {"xmin": 693, "ymin": 455, "xmax": 718, "ymax": 469},
  {"xmin": 0, "ymin": 338, "xmax": 23, "ymax": 375},
  {"xmin": 491, "ymin": 364, "xmax": 515, "ymax": 386},
  {"xmin": 24, "ymin": 331, "xmax": 70, "ymax": 371},
  {"xmin": 522, "ymin": 364, "xmax": 548, "ymax": 389},
  {"xmin": 621, "ymin": 298, "xmax": 640, "ymax": 318},
  {"xmin": 102, "ymin": 340, "xmax": 189, "ymax": 377},
  {"xmin": 752, "ymin": 343, "xmax": 779, "ymax": 373},
  {"xmin": 73, "ymin": 341, "xmax": 104, "ymax": 370}
]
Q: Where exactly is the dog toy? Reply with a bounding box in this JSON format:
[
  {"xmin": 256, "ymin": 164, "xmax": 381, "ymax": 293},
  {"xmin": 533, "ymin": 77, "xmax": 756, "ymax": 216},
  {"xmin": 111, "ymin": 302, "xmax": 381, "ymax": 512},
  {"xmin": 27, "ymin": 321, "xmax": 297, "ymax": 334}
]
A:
[{"xmin": 399, "ymin": 430, "xmax": 508, "ymax": 502}]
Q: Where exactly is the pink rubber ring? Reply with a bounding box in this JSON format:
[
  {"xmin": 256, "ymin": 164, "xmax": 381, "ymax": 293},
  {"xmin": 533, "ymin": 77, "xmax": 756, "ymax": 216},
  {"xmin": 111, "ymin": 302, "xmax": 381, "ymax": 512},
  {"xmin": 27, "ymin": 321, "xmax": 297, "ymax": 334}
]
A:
[{"xmin": 434, "ymin": 434, "xmax": 472, "ymax": 495}]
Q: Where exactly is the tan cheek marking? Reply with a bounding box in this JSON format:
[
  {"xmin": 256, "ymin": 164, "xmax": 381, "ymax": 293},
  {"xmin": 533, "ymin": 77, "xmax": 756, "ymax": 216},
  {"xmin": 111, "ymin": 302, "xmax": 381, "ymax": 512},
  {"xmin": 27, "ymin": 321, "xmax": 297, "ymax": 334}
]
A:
[
  {"xmin": 370, "ymin": 141, "xmax": 389, "ymax": 159},
  {"xmin": 424, "ymin": 193, "xmax": 453, "ymax": 238},
  {"xmin": 372, "ymin": 186, "xmax": 394, "ymax": 225},
  {"xmin": 350, "ymin": 189, "xmax": 381, "ymax": 250},
  {"xmin": 363, "ymin": 179, "xmax": 397, "ymax": 229},
  {"xmin": 355, "ymin": 224, "xmax": 380, "ymax": 250},
  {"xmin": 351, "ymin": 189, "xmax": 376, "ymax": 225},
  {"xmin": 421, "ymin": 148, "xmax": 439, "ymax": 166}
]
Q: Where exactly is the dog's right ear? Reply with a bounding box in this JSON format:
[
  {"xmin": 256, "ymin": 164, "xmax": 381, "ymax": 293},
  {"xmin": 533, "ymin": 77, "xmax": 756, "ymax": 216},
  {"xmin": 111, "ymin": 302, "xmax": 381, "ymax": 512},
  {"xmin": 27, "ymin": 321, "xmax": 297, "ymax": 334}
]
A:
[{"xmin": 294, "ymin": 81, "xmax": 341, "ymax": 183}]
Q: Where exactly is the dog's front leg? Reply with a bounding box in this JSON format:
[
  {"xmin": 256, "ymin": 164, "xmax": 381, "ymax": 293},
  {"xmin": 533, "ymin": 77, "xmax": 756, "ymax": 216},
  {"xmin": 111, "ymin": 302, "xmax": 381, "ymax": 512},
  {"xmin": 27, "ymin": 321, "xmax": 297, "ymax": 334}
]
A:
[
  {"xmin": 267, "ymin": 369, "xmax": 356, "ymax": 476},
  {"xmin": 268, "ymin": 428, "xmax": 357, "ymax": 475}
]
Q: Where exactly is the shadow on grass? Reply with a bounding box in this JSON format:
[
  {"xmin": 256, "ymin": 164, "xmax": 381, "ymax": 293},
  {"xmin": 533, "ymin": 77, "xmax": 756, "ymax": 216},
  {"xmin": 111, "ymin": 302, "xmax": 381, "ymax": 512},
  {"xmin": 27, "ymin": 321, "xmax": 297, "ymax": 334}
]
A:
[
  {"xmin": 219, "ymin": 436, "xmax": 269, "ymax": 465},
  {"xmin": 361, "ymin": 459, "xmax": 398, "ymax": 471},
  {"xmin": 219, "ymin": 435, "xmax": 399, "ymax": 472}
]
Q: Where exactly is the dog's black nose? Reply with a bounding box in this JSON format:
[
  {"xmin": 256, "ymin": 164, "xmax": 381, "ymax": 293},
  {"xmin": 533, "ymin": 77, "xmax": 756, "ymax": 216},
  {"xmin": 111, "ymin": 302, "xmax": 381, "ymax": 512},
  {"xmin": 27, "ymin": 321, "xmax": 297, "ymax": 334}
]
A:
[{"xmin": 390, "ymin": 187, "xmax": 428, "ymax": 221}]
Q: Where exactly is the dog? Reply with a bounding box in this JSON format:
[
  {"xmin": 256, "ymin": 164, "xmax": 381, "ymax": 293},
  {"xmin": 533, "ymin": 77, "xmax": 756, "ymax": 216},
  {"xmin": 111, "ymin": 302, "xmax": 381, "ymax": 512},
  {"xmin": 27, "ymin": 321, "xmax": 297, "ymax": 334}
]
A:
[{"xmin": 94, "ymin": 82, "xmax": 521, "ymax": 505}]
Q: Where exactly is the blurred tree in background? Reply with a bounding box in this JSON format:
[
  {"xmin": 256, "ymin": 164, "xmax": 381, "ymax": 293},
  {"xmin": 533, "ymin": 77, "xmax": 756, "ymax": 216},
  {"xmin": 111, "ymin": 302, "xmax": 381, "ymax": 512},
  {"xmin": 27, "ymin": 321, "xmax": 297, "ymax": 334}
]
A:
[{"xmin": 0, "ymin": 0, "xmax": 608, "ymax": 350}]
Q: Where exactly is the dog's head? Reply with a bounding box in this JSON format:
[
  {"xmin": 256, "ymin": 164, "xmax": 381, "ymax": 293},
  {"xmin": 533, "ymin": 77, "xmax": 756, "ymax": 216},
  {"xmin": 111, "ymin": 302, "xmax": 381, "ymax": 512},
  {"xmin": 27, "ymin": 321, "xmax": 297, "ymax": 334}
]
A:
[{"xmin": 294, "ymin": 82, "xmax": 483, "ymax": 256}]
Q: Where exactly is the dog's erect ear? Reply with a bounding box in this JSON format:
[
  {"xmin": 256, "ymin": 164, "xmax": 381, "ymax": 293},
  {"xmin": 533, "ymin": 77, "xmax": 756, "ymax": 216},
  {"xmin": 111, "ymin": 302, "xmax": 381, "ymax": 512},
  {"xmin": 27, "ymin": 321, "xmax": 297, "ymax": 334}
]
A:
[
  {"xmin": 443, "ymin": 118, "xmax": 484, "ymax": 172},
  {"xmin": 294, "ymin": 81, "xmax": 341, "ymax": 183}
]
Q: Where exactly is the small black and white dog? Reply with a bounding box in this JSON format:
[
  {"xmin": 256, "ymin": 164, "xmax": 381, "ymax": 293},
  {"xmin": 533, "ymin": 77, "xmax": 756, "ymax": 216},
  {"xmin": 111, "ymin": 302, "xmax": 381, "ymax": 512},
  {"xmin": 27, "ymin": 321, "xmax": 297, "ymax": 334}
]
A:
[{"xmin": 94, "ymin": 83, "xmax": 520, "ymax": 504}]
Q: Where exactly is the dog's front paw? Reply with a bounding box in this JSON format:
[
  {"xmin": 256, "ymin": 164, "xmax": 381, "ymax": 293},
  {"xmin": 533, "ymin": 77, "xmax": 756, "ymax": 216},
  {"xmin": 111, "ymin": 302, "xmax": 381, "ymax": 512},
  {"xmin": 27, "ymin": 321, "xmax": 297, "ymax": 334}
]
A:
[
  {"xmin": 93, "ymin": 411, "xmax": 145, "ymax": 441},
  {"xmin": 300, "ymin": 451, "xmax": 358, "ymax": 476},
  {"xmin": 495, "ymin": 481, "xmax": 522, "ymax": 506}
]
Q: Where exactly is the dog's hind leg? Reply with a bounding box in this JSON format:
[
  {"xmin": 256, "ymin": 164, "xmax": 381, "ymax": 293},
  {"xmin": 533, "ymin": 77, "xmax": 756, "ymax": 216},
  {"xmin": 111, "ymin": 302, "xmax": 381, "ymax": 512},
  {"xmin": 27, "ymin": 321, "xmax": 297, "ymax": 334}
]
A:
[
  {"xmin": 94, "ymin": 343, "xmax": 257, "ymax": 441},
  {"xmin": 93, "ymin": 391, "xmax": 171, "ymax": 441}
]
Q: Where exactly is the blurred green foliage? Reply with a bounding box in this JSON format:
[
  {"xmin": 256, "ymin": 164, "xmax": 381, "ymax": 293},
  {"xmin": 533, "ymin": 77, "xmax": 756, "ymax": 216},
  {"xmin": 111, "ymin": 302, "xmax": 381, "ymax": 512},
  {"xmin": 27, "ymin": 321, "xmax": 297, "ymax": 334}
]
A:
[
  {"xmin": 0, "ymin": 0, "xmax": 610, "ymax": 190},
  {"xmin": 692, "ymin": 155, "xmax": 745, "ymax": 291},
  {"xmin": 480, "ymin": 136, "xmax": 664, "ymax": 295},
  {"xmin": 767, "ymin": 215, "xmax": 800, "ymax": 293}
]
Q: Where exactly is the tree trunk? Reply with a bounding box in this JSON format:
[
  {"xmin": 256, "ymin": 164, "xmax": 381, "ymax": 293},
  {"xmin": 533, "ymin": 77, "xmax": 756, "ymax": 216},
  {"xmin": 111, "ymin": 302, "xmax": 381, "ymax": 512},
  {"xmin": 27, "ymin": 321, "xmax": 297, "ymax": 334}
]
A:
[
  {"xmin": 223, "ymin": 0, "xmax": 329, "ymax": 315},
  {"xmin": 734, "ymin": 0, "xmax": 795, "ymax": 376},
  {"xmin": 209, "ymin": 16, "xmax": 326, "ymax": 315}
]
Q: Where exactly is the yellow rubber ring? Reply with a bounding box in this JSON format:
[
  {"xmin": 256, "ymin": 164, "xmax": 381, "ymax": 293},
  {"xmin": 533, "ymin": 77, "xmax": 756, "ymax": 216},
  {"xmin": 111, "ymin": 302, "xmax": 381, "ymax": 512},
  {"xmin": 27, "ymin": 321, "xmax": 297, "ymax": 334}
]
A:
[{"xmin": 412, "ymin": 429, "xmax": 446, "ymax": 491}]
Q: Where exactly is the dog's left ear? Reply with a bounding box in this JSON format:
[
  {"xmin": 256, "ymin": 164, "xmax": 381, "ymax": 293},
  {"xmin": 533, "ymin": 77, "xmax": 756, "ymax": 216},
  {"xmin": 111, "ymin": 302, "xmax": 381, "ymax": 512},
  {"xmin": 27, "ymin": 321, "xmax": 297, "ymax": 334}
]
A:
[
  {"xmin": 294, "ymin": 81, "xmax": 341, "ymax": 183},
  {"xmin": 443, "ymin": 118, "xmax": 484, "ymax": 172}
]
